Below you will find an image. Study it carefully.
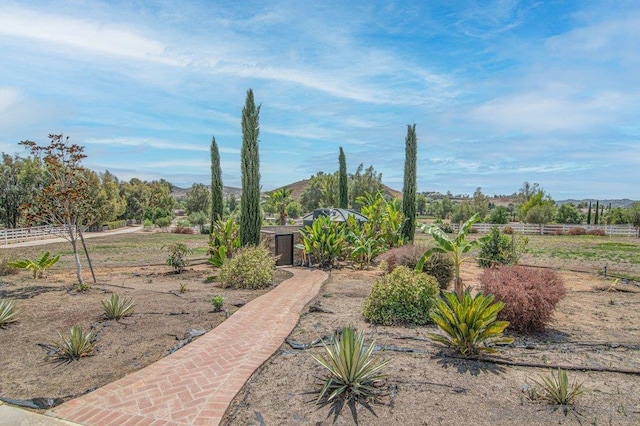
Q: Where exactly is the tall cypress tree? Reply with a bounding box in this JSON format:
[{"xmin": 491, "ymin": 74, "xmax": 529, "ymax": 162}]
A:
[
  {"xmin": 594, "ymin": 200, "xmax": 600, "ymax": 225},
  {"xmin": 401, "ymin": 124, "xmax": 417, "ymax": 242},
  {"xmin": 239, "ymin": 89, "xmax": 262, "ymax": 246},
  {"xmin": 587, "ymin": 201, "xmax": 592, "ymax": 225},
  {"xmin": 338, "ymin": 147, "xmax": 348, "ymax": 209},
  {"xmin": 210, "ymin": 136, "xmax": 224, "ymax": 229}
]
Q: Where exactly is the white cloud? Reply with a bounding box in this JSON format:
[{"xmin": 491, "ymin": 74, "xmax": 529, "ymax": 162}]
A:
[{"xmin": 84, "ymin": 137, "xmax": 239, "ymax": 154}]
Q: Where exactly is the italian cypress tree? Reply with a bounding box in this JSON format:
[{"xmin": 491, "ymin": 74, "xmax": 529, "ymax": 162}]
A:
[
  {"xmin": 239, "ymin": 89, "xmax": 262, "ymax": 247},
  {"xmin": 594, "ymin": 200, "xmax": 600, "ymax": 225},
  {"xmin": 210, "ymin": 136, "xmax": 224, "ymax": 229},
  {"xmin": 401, "ymin": 124, "xmax": 417, "ymax": 242},
  {"xmin": 338, "ymin": 147, "xmax": 348, "ymax": 209},
  {"xmin": 587, "ymin": 201, "xmax": 592, "ymax": 225}
]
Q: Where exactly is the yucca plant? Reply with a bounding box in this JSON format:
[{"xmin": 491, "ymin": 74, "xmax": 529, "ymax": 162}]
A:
[
  {"xmin": 50, "ymin": 325, "xmax": 96, "ymax": 361},
  {"xmin": 0, "ymin": 298, "xmax": 17, "ymax": 327},
  {"xmin": 101, "ymin": 294, "xmax": 136, "ymax": 320},
  {"xmin": 310, "ymin": 326, "xmax": 388, "ymax": 404},
  {"xmin": 8, "ymin": 251, "xmax": 60, "ymax": 279},
  {"xmin": 429, "ymin": 291, "xmax": 513, "ymax": 356},
  {"xmin": 532, "ymin": 369, "xmax": 586, "ymax": 407}
]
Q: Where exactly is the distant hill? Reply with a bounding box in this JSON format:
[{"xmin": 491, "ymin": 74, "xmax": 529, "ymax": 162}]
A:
[
  {"xmin": 171, "ymin": 185, "xmax": 241, "ymax": 200},
  {"xmin": 556, "ymin": 199, "xmax": 636, "ymax": 208},
  {"xmin": 270, "ymin": 180, "xmax": 402, "ymax": 202}
]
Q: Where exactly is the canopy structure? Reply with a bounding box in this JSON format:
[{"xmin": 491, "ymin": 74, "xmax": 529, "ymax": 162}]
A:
[{"xmin": 302, "ymin": 208, "xmax": 368, "ymax": 228}]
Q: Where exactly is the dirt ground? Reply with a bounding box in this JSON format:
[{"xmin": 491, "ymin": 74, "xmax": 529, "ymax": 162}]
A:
[
  {"xmin": 223, "ymin": 264, "xmax": 640, "ymax": 425},
  {"xmin": 0, "ymin": 260, "xmax": 291, "ymax": 406}
]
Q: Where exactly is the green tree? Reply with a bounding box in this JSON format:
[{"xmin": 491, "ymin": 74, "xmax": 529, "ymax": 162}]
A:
[
  {"xmin": 526, "ymin": 204, "xmax": 556, "ymax": 234},
  {"xmin": 338, "ymin": 147, "xmax": 348, "ymax": 209},
  {"xmin": 0, "ymin": 154, "xmax": 43, "ymax": 228},
  {"xmin": 210, "ymin": 136, "xmax": 224, "ymax": 227},
  {"xmin": 401, "ymin": 124, "xmax": 417, "ymax": 243},
  {"xmin": 605, "ymin": 207, "xmax": 628, "ymax": 225},
  {"xmin": 225, "ymin": 193, "xmax": 238, "ymax": 215},
  {"xmin": 188, "ymin": 210, "xmax": 208, "ymax": 234},
  {"xmin": 286, "ymin": 200, "xmax": 302, "ymax": 219},
  {"xmin": 586, "ymin": 201, "xmax": 592, "ymax": 225},
  {"xmin": 185, "ymin": 183, "xmax": 210, "ymax": 215},
  {"xmin": 488, "ymin": 205, "xmax": 509, "ymax": 224},
  {"xmin": 349, "ymin": 164, "xmax": 384, "ymax": 211},
  {"xmin": 264, "ymin": 187, "xmax": 292, "ymax": 225},
  {"xmin": 555, "ymin": 203, "xmax": 583, "ymax": 224},
  {"xmin": 594, "ymin": 200, "xmax": 600, "ymax": 225},
  {"xmin": 240, "ymin": 89, "xmax": 262, "ymax": 246},
  {"xmin": 98, "ymin": 171, "xmax": 126, "ymax": 223},
  {"xmin": 472, "ymin": 187, "xmax": 489, "ymax": 219},
  {"xmin": 434, "ymin": 197, "xmax": 454, "ymax": 220},
  {"xmin": 416, "ymin": 193, "xmax": 427, "ymax": 216},
  {"xmin": 629, "ymin": 202, "xmax": 640, "ymax": 237},
  {"xmin": 451, "ymin": 201, "xmax": 474, "ymax": 224},
  {"xmin": 300, "ymin": 172, "xmax": 338, "ymax": 212}
]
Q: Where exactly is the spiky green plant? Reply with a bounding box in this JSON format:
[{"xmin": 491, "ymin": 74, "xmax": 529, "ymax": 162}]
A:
[
  {"xmin": 50, "ymin": 325, "xmax": 96, "ymax": 361},
  {"xmin": 101, "ymin": 294, "xmax": 135, "ymax": 320},
  {"xmin": 210, "ymin": 295, "xmax": 224, "ymax": 312},
  {"xmin": 0, "ymin": 299, "xmax": 17, "ymax": 327},
  {"xmin": 532, "ymin": 369, "xmax": 586, "ymax": 407},
  {"xmin": 8, "ymin": 251, "xmax": 60, "ymax": 279},
  {"xmin": 310, "ymin": 326, "xmax": 388, "ymax": 404},
  {"xmin": 429, "ymin": 291, "xmax": 513, "ymax": 356}
]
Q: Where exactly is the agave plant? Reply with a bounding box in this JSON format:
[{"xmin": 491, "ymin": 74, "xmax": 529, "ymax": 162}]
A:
[
  {"xmin": 429, "ymin": 291, "xmax": 513, "ymax": 356},
  {"xmin": 100, "ymin": 294, "xmax": 136, "ymax": 320},
  {"xmin": 0, "ymin": 298, "xmax": 17, "ymax": 327},
  {"xmin": 310, "ymin": 326, "xmax": 388, "ymax": 404},
  {"xmin": 532, "ymin": 369, "xmax": 586, "ymax": 407},
  {"xmin": 50, "ymin": 325, "xmax": 96, "ymax": 361},
  {"xmin": 8, "ymin": 251, "xmax": 60, "ymax": 279}
]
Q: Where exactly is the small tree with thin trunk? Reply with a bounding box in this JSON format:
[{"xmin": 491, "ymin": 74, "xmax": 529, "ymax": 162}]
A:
[
  {"xmin": 401, "ymin": 124, "xmax": 417, "ymax": 242},
  {"xmin": 240, "ymin": 89, "xmax": 262, "ymax": 246},
  {"xmin": 20, "ymin": 135, "xmax": 100, "ymax": 284},
  {"xmin": 338, "ymin": 147, "xmax": 348, "ymax": 209},
  {"xmin": 210, "ymin": 136, "xmax": 224, "ymax": 230}
]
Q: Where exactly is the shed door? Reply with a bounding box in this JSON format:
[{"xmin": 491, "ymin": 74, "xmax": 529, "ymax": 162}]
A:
[{"xmin": 275, "ymin": 234, "xmax": 294, "ymax": 266}]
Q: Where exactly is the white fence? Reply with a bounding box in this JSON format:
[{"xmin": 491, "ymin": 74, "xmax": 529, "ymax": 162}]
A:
[
  {"xmin": 0, "ymin": 225, "xmax": 69, "ymax": 245},
  {"xmin": 450, "ymin": 222, "xmax": 638, "ymax": 237}
]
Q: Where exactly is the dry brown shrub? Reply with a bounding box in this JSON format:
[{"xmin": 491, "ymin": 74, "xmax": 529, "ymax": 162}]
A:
[
  {"xmin": 502, "ymin": 226, "xmax": 514, "ymax": 235},
  {"xmin": 479, "ymin": 266, "xmax": 566, "ymax": 333},
  {"xmin": 587, "ymin": 229, "xmax": 606, "ymax": 236},
  {"xmin": 567, "ymin": 227, "xmax": 586, "ymax": 235},
  {"xmin": 172, "ymin": 226, "xmax": 195, "ymax": 235},
  {"xmin": 377, "ymin": 244, "xmax": 424, "ymax": 273}
]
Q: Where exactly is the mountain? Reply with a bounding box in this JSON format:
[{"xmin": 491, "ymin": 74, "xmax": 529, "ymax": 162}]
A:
[
  {"xmin": 270, "ymin": 180, "xmax": 402, "ymax": 202},
  {"xmin": 171, "ymin": 185, "xmax": 241, "ymax": 200},
  {"xmin": 556, "ymin": 199, "xmax": 636, "ymax": 208}
]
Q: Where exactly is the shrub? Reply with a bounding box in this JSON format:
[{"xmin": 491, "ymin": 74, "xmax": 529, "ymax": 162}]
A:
[
  {"xmin": 477, "ymin": 226, "xmax": 525, "ymax": 268},
  {"xmin": 310, "ymin": 326, "xmax": 388, "ymax": 405},
  {"xmin": 479, "ymin": 266, "xmax": 566, "ymax": 333},
  {"xmin": 429, "ymin": 291, "xmax": 513, "ymax": 356},
  {"xmin": 50, "ymin": 325, "xmax": 96, "ymax": 362},
  {"xmin": 142, "ymin": 219, "xmax": 154, "ymax": 230},
  {"xmin": 218, "ymin": 245, "xmax": 275, "ymax": 289},
  {"xmin": 362, "ymin": 266, "xmax": 438, "ymax": 326},
  {"xmin": 172, "ymin": 226, "xmax": 195, "ymax": 234},
  {"xmin": 300, "ymin": 215, "xmax": 346, "ymax": 268},
  {"xmin": 164, "ymin": 243, "xmax": 191, "ymax": 273},
  {"xmin": 567, "ymin": 227, "xmax": 586, "ymax": 235},
  {"xmin": 502, "ymin": 226, "xmax": 514, "ymax": 235},
  {"xmin": 0, "ymin": 256, "xmax": 19, "ymax": 276},
  {"xmin": 101, "ymin": 294, "xmax": 135, "ymax": 320},
  {"xmin": 105, "ymin": 220, "xmax": 126, "ymax": 230},
  {"xmin": 0, "ymin": 299, "xmax": 17, "ymax": 327},
  {"xmin": 422, "ymin": 252, "xmax": 454, "ymax": 290},
  {"xmin": 376, "ymin": 244, "xmax": 423, "ymax": 273},
  {"xmin": 211, "ymin": 295, "xmax": 224, "ymax": 311},
  {"xmin": 587, "ymin": 229, "xmax": 606, "ymax": 236},
  {"xmin": 155, "ymin": 216, "xmax": 172, "ymax": 229}
]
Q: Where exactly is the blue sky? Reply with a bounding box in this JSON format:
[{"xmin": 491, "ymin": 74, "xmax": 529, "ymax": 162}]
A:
[{"xmin": 0, "ymin": 1, "xmax": 638, "ymax": 200}]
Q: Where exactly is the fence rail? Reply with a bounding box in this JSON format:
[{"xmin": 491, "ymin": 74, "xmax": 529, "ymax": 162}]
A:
[
  {"xmin": 450, "ymin": 222, "xmax": 638, "ymax": 237},
  {"xmin": 1, "ymin": 225, "xmax": 70, "ymax": 245}
]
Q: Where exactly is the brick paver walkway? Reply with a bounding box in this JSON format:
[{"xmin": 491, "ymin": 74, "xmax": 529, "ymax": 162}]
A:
[{"xmin": 47, "ymin": 267, "xmax": 327, "ymax": 426}]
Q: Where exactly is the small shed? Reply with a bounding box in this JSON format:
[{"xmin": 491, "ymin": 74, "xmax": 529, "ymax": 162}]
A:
[{"xmin": 302, "ymin": 208, "xmax": 368, "ymax": 228}]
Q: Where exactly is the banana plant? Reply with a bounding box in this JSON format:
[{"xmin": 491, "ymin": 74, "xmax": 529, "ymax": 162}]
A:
[
  {"xmin": 299, "ymin": 215, "xmax": 346, "ymax": 268},
  {"xmin": 429, "ymin": 291, "xmax": 513, "ymax": 356},
  {"xmin": 417, "ymin": 213, "xmax": 480, "ymax": 299},
  {"xmin": 208, "ymin": 217, "xmax": 240, "ymax": 267},
  {"xmin": 8, "ymin": 251, "xmax": 60, "ymax": 279}
]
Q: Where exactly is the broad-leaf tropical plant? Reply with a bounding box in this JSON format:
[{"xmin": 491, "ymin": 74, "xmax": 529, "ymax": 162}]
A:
[
  {"xmin": 208, "ymin": 217, "xmax": 241, "ymax": 267},
  {"xmin": 429, "ymin": 291, "xmax": 513, "ymax": 356},
  {"xmin": 300, "ymin": 215, "xmax": 346, "ymax": 268},
  {"xmin": 417, "ymin": 213, "xmax": 480, "ymax": 299},
  {"xmin": 8, "ymin": 251, "xmax": 60, "ymax": 279},
  {"xmin": 310, "ymin": 326, "xmax": 388, "ymax": 404}
]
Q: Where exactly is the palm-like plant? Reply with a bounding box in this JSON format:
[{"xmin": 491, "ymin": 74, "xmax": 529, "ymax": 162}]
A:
[
  {"xmin": 101, "ymin": 294, "xmax": 136, "ymax": 320},
  {"xmin": 532, "ymin": 369, "xmax": 586, "ymax": 407},
  {"xmin": 429, "ymin": 291, "xmax": 513, "ymax": 356},
  {"xmin": 50, "ymin": 325, "xmax": 96, "ymax": 361},
  {"xmin": 310, "ymin": 326, "xmax": 388, "ymax": 404},
  {"xmin": 417, "ymin": 213, "xmax": 480, "ymax": 299},
  {"xmin": 208, "ymin": 217, "xmax": 240, "ymax": 267},
  {"xmin": 0, "ymin": 298, "xmax": 17, "ymax": 327},
  {"xmin": 264, "ymin": 187, "xmax": 292, "ymax": 225},
  {"xmin": 8, "ymin": 251, "xmax": 60, "ymax": 279},
  {"xmin": 300, "ymin": 215, "xmax": 346, "ymax": 267}
]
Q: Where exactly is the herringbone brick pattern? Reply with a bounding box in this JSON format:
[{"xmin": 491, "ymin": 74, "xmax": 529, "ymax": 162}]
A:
[{"xmin": 47, "ymin": 268, "xmax": 326, "ymax": 426}]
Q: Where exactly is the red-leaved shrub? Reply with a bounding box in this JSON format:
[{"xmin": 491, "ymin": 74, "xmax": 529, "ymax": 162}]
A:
[
  {"xmin": 567, "ymin": 227, "xmax": 586, "ymax": 235},
  {"xmin": 479, "ymin": 266, "xmax": 566, "ymax": 333},
  {"xmin": 172, "ymin": 226, "xmax": 195, "ymax": 234},
  {"xmin": 502, "ymin": 226, "xmax": 514, "ymax": 235},
  {"xmin": 377, "ymin": 244, "xmax": 424, "ymax": 273}
]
